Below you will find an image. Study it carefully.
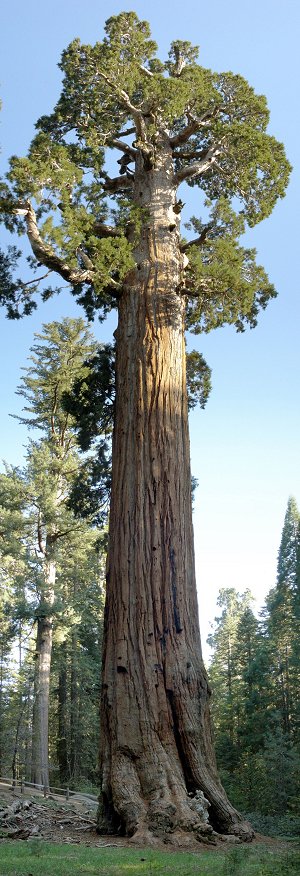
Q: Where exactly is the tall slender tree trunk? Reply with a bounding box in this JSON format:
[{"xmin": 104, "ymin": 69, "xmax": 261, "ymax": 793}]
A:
[
  {"xmin": 0, "ymin": 647, "xmax": 4, "ymax": 775},
  {"xmin": 99, "ymin": 140, "xmax": 253, "ymax": 844},
  {"xmin": 70, "ymin": 629, "xmax": 79, "ymax": 783},
  {"xmin": 57, "ymin": 642, "xmax": 69, "ymax": 785},
  {"xmin": 31, "ymin": 552, "xmax": 55, "ymax": 791}
]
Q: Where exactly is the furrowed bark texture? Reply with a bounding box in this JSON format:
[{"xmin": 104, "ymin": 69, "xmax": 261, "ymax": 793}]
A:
[{"xmin": 99, "ymin": 139, "xmax": 253, "ymax": 844}]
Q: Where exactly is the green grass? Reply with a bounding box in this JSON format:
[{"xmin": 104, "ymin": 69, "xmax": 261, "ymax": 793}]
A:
[{"xmin": 0, "ymin": 840, "xmax": 299, "ymax": 876}]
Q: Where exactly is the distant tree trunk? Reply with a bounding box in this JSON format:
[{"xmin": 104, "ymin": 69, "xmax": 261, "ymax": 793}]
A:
[
  {"xmin": 70, "ymin": 629, "xmax": 79, "ymax": 783},
  {"xmin": 11, "ymin": 708, "xmax": 24, "ymax": 785},
  {"xmin": 0, "ymin": 648, "xmax": 4, "ymax": 775},
  {"xmin": 31, "ymin": 553, "xmax": 55, "ymax": 791},
  {"xmin": 57, "ymin": 642, "xmax": 69, "ymax": 785},
  {"xmin": 99, "ymin": 142, "xmax": 253, "ymax": 844},
  {"xmin": 12, "ymin": 627, "xmax": 25, "ymax": 786}
]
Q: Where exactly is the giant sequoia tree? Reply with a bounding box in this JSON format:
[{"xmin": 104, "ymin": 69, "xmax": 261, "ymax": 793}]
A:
[{"xmin": 0, "ymin": 12, "xmax": 291, "ymax": 843}]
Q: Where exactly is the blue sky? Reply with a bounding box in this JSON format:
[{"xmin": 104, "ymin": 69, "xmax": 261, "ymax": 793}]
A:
[{"xmin": 0, "ymin": 0, "xmax": 299, "ymax": 656}]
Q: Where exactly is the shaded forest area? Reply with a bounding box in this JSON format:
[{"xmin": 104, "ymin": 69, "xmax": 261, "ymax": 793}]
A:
[
  {"xmin": 0, "ymin": 318, "xmax": 109, "ymax": 794},
  {"xmin": 208, "ymin": 496, "xmax": 300, "ymax": 835}
]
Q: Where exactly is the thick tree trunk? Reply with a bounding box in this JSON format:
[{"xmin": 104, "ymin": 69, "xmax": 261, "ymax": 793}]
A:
[
  {"xmin": 99, "ymin": 139, "xmax": 253, "ymax": 845},
  {"xmin": 31, "ymin": 555, "xmax": 55, "ymax": 791}
]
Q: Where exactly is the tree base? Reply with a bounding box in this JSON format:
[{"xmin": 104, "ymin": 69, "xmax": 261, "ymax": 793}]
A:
[{"xmin": 97, "ymin": 792, "xmax": 254, "ymax": 846}]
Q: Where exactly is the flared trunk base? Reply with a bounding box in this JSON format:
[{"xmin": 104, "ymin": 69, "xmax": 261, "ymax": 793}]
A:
[{"xmin": 97, "ymin": 747, "xmax": 254, "ymax": 845}]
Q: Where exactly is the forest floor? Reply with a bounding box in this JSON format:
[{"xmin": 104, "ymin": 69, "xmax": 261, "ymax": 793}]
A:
[{"xmin": 0, "ymin": 782, "xmax": 297, "ymax": 855}]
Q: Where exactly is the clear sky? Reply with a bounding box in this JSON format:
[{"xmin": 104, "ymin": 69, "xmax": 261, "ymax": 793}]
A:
[{"xmin": 0, "ymin": 0, "xmax": 299, "ymax": 659}]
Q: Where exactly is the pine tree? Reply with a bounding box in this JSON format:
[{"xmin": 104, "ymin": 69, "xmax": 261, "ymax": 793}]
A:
[
  {"xmin": 0, "ymin": 319, "xmax": 109, "ymax": 789},
  {"xmin": 0, "ymin": 474, "xmax": 36, "ymax": 778},
  {"xmin": 52, "ymin": 526, "xmax": 105, "ymax": 788},
  {"xmin": 207, "ymin": 590, "xmax": 256, "ymax": 788},
  {"xmin": 207, "ymin": 589, "xmax": 278, "ymax": 812},
  {"xmin": 0, "ymin": 12, "xmax": 291, "ymax": 841},
  {"xmin": 265, "ymin": 498, "xmax": 300, "ymax": 739}
]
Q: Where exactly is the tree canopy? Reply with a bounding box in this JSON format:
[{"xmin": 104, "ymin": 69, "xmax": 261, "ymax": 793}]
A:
[{"xmin": 0, "ymin": 11, "xmax": 291, "ymax": 334}]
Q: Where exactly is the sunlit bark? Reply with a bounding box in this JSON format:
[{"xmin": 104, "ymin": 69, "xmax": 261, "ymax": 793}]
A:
[{"xmin": 99, "ymin": 139, "xmax": 253, "ymax": 844}]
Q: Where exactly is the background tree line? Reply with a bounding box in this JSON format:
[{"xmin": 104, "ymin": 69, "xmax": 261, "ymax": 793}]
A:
[{"xmin": 208, "ymin": 495, "xmax": 300, "ymax": 833}]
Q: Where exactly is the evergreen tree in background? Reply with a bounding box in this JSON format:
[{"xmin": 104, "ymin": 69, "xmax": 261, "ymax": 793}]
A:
[
  {"xmin": 0, "ymin": 319, "xmax": 109, "ymax": 789},
  {"xmin": 265, "ymin": 498, "xmax": 300, "ymax": 739},
  {"xmin": 208, "ymin": 499, "xmax": 300, "ymax": 826},
  {"xmin": 52, "ymin": 526, "xmax": 105, "ymax": 788},
  {"xmin": 0, "ymin": 11, "xmax": 291, "ymax": 841}
]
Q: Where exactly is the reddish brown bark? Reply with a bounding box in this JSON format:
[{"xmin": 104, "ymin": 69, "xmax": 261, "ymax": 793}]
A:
[{"xmin": 99, "ymin": 140, "xmax": 253, "ymax": 844}]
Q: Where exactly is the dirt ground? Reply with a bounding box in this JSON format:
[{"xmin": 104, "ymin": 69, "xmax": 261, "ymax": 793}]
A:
[{"xmin": 0, "ymin": 782, "xmax": 295, "ymax": 854}]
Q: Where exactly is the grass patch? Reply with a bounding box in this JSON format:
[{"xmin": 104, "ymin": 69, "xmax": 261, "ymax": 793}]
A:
[{"xmin": 0, "ymin": 840, "xmax": 299, "ymax": 876}]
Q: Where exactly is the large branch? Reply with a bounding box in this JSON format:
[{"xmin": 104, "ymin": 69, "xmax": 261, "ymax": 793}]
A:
[
  {"xmin": 174, "ymin": 143, "xmax": 222, "ymax": 184},
  {"xmin": 96, "ymin": 70, "xmax": 150, "ymax": 149},
  {"xmin": 180, "ymin": 224, "xmax": 213, "ymax": 252},
  {"xmin": 93, "ymin": 222, "xmax": 122, "ymax": 239},
  {"xmin": 101, "ymin": 173, "xmax": 134, "ymax": 193},
  {"xmin": 115, "ymin": 126, "xmax": 136, "ymax": 137},
  {"xmin": 109, "ymin": 139, "xmax": 137, "ymax": 160},
  {"xmin": 14, "ymin": 201, "xmax": 95, "ymax": 285},
  {"xmin": 172, "ymin": 147, "xmax": 209, "ymax": 161},
  {"xmin": 170, "ymin": 108, "xmax": 220, "ymax": 148},
  {"xmin": 170, "ymin": 119, "xmax": 200, "ymax": 148}
]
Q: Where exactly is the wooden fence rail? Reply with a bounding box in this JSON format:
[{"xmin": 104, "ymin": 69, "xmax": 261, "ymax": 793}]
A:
[{"xmin": 0, "ymin": 774, "xmax": 87, "ymax": 801}]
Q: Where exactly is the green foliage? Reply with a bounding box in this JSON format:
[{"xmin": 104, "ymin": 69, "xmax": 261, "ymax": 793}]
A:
[
  {"xmin": 15, "ymin": 318, "xmax": 96, "ymax": 432},
  {"xmin": 245, "ymin": 811, "xmax": 300, "ymax": 838},
  {"xmin": 208, "ymin": 500, "xmax": 300, "ymax": 818},
  {"xmin": 0, "ymin": 246, "xmax": 37, "ymax": 319},
  {"xmin": 0, "ymin": 318, "xmax": 109, "ymax": 783},
  {"xmin": 61, "ymin": 344, "xmax": 115, "ymax": 450},
  {"xmin": 67, "ymin": 452, "xmax": 111, "ymax": 529},
  {"xmin": 49, "ymin": 527, "xmax": 105, "ymax": 786},
  {"xmin": 0, "ymin": 11, "xmax": 291, "ymax": 333},
  {"xmin": 185, "ymin": 199, "xmax": 277, "ymax": 334},
  {"xmin": 264, "ymin": 498, "xmax": 300, "ymax": 739},
  {"xmin": 186, "ymin": 350, "xmax": 212, "ymax": 409}
]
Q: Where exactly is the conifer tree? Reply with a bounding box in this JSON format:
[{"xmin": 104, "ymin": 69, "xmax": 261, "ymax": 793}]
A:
[
  {"xmin": 266, "ymin": 498, "xmax": 300, "ymax": 738},
  {"xmin": 0, "ymin": 319, "xmax": 108, "ymax": 789},
  {"xmin": 52, "ymin": 526, "xmax": 105, "ymax": 787},
  {"xmin": 0, "ymin": 12, "xmax": 291, "ymax": 840}
]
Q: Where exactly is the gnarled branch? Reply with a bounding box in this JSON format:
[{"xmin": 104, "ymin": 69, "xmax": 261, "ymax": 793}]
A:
[
  {"xmin": 101, "ymin": 173, "xmax": 134, "ymax": 193},
  {"xmin": 109, "ymin": 139, "xmax": 137, "ymax": 160},
  {"xmin": 96, "ymin": 70, "xmax": 150, "ymax": 148},
  {"xmin": 180, "ymin": 224, "xmax": 213, "ymax": 252},
  {"xmin": 174, "ymin": 144, "xmax": 222, "ymax": 184},
  {"xmin": 14, "ymin": 201, "xmax": 95, "ymax": 285},
  {"xmin": 170, "ymin": 119, "xmax": 200, "ymax": 148},
  {"xmin": 170, "ymin": 107, "xmax": 220, "ymax": 148}
]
